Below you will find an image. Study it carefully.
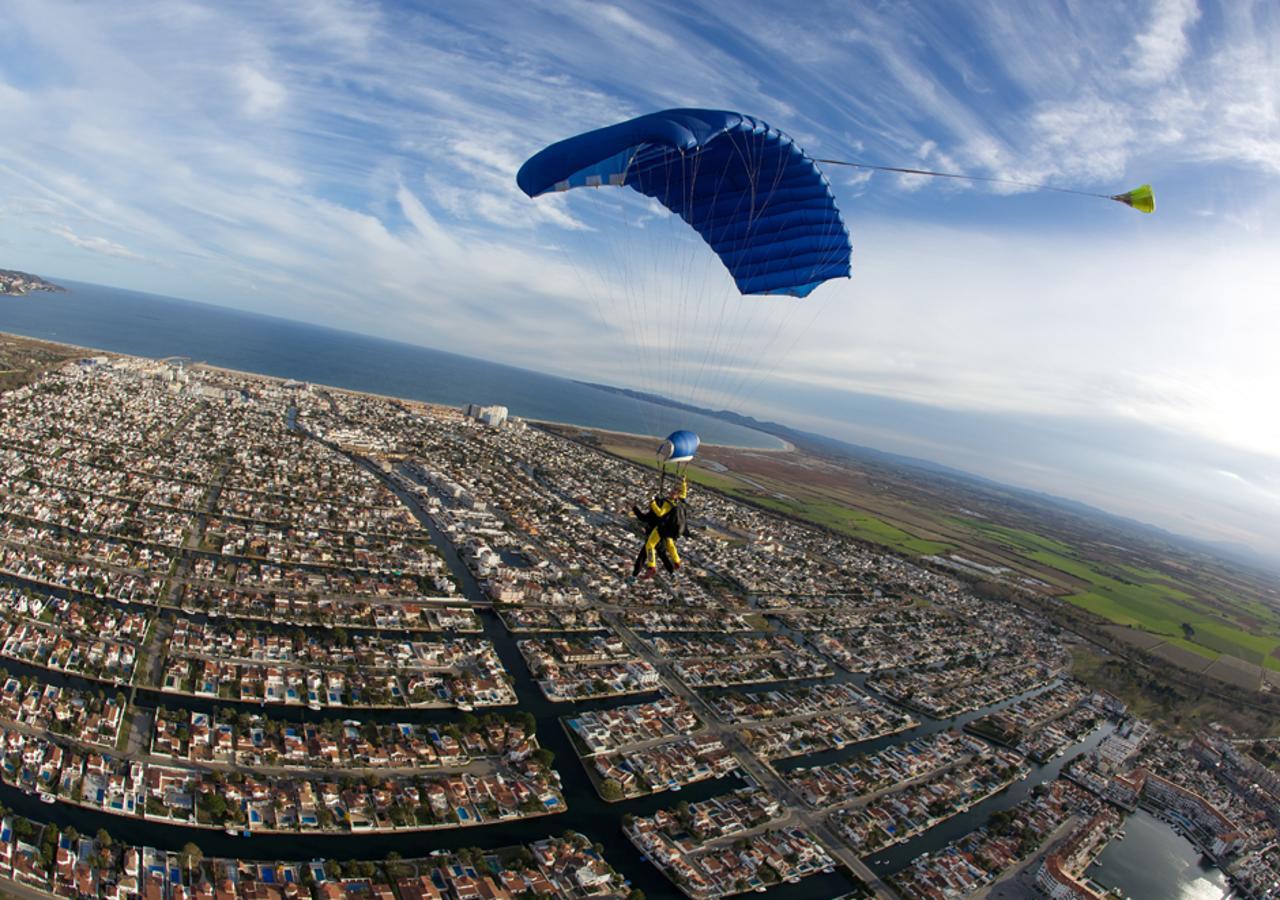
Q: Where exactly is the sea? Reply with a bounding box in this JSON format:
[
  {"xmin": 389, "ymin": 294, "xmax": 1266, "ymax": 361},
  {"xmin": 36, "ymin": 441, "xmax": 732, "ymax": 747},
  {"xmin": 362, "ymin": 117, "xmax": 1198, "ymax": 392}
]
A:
[{"xmin": 0, "ymin": 279, "xmax": 784, "ymax": 451}]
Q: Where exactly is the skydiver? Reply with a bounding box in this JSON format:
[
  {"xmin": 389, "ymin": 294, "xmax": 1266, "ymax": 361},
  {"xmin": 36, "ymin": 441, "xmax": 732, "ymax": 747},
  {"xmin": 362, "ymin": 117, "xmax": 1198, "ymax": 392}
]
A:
[{"xmin": 631, "ymin": 477, "xmax": 689, "ymax": 578}]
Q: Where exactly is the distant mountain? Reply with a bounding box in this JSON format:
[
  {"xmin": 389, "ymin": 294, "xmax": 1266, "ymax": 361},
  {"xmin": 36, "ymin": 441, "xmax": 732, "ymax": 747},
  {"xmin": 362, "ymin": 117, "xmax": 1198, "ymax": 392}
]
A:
[{"xmin": 578, "ymin": 380, "xmax": 1280, "ymax": 578}]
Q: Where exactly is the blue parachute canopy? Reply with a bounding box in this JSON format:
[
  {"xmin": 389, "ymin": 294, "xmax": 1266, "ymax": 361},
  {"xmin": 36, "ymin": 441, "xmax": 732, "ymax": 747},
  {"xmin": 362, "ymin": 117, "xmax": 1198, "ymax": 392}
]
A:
[
  {"xmin": 658, "ymin": 430, "xmax": 700, "ymax": 465},
  {"xmin": 517, "ymin": 108, "xmax": 851, "ymax": 298}
]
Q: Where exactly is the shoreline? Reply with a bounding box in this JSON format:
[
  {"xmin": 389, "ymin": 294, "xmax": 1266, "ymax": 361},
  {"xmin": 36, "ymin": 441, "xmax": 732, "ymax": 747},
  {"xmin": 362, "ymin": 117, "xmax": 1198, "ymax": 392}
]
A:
[
  {"xmin": 532, "ymin": 418, "xmax": 795, "ymax": 454},
  {"xmin": 0, "ymin": 329, "xmax": 791, "ymax": 454}
]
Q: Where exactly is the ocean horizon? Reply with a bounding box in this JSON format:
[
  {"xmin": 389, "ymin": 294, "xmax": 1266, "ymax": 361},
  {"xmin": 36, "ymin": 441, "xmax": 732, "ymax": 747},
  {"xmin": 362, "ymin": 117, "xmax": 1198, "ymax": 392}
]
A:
[{"xmin": 0, "ymin": 278, "xmax": 784, "ymax": 451}]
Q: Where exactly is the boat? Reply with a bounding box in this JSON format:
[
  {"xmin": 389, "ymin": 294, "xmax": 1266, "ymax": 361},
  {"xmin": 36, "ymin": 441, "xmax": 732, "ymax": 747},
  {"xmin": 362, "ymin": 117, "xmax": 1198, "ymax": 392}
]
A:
[
  {"xmin": 225, "ymin": 826, "xmax": 240, "ymax": 835},
  {"xmin": 456, "ymin": 701, "xmax": 473, "ymax": 712},
  {"xmin": 38, "ymin": 791, "xmax": 56, "ymax": 804}
]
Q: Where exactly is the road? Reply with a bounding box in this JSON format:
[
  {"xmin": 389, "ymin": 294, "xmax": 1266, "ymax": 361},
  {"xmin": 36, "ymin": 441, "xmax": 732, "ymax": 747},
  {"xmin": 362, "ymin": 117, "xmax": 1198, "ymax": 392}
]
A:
[
  {"xmin": 604, "ymin": 608, "xmax": 898, "ymax": 899},
  {"xmin": 971, "ymin": 814, "xmax": 1080, "ymax": 900},
  {"xmin": 342, "ymin": 439, "xmax": 899, "ymax": 897}
]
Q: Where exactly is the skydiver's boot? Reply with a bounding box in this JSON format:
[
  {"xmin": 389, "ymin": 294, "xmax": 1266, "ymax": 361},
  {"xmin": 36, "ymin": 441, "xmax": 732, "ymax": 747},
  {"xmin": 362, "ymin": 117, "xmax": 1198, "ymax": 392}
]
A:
[{"xmin": 641, "ymin": 566, "xmax": 656, "ymax": 579}]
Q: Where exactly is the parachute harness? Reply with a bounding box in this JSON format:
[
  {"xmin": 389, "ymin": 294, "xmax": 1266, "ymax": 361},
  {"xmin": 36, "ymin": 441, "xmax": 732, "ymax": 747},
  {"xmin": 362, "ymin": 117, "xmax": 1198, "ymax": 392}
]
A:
[{"xmin": 657, "ymin": 455, "xmax": 693, "ymax": 496}]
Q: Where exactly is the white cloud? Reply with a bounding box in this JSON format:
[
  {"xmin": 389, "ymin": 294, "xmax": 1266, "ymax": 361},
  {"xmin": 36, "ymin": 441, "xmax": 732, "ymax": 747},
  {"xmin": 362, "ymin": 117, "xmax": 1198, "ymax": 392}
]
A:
[
  {"xmin": 236, "ymin": 65, "xmax": 286, "ymax": 117},
  {"xmin": 1125, "ymin": 0, "xmax": 1201, "ymax": 85},
  {"xmin": 50, "ymin": 225, "xmax": 142, "ymax": 259}
]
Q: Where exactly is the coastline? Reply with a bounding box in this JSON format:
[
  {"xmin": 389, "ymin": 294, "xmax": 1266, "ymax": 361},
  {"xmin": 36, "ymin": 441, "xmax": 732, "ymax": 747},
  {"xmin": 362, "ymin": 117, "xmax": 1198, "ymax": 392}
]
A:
[
  {"xmin": 0, "ymin": 329, "xmax": 791, "ymax": 453},
  {"xmin": 533, "ymin": 418, "xmax": 795, "ymax": 453}
]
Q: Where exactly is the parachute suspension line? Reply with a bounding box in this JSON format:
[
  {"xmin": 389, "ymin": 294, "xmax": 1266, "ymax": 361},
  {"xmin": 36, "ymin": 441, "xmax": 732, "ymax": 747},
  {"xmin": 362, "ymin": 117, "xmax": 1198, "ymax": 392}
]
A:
[
  {"xmin": 541, "ymin": 192, "xmax": 650, "ymax": 431},
  {"xmin": 684, "ymin": 131, "xmax": 773, "ymax": 411},
  {"xmin": 699, "ymin": 131, "xmax": 765, "ymax": 406},
  {"xmin": 714, "ymin": 143, "xmax": 849, "ymax": 420},
  {"xmin": 693, "ymin": 128, "xmax": 799, "ymax": 416},
  {"xmin": 564, "ymin": 160, "xmax": 663, "ymax": 444},
  {"xmin": 706, "ymin": 132, "xmax": 798, "ymax": 411},
  {"xmin": 672, "ymin": 148, "xmax": 730, "ymax": 410},
  {"xmin": 724, "ymin": 291, "xmax": 829, "ymax": 426},
  {"xmin": 679, "ymin": 145, "xmax": 737, "ymax": 412},
  {"xmin": 674, "ymin": 145, "xmax": 737, "ymax": 418},
  {"xmin": 644, "ymin": 148, "xmax": 684, "ymax": 429},
  {"xmin": 606, "ymin": 158, "xmax": 665, "ymax": 441},
  {"xmin": 666, "ymin": 148, "xmax": 703, "ymax": 419},
  {"xmin": 685, "ymin": 171, "xmax": 744, "ymax": 411},
  {"xmin": 814, "ymin": 158, "xmax": 1155, "ymax": 211}
]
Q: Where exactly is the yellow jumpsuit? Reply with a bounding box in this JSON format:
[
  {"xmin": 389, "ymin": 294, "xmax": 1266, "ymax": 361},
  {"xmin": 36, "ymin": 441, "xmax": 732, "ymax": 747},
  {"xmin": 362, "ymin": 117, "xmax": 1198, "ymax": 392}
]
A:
[{"xmin": 643, "ymin": 479, "xmax": 687, "ymax": 571}]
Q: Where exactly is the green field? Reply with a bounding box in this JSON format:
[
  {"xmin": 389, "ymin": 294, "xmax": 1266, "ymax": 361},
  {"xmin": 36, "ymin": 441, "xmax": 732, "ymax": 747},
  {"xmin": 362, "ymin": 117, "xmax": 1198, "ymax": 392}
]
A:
[
  {"xmin": 752, "ymin": 496, "xmax": 952, "ymax": 555},
  {"xmin": 960, "ymin": 519, "xmax": 1280, "ymax": 671},
  {"xmin": 603, "ymin": 437, "xmax": 1280, "ymax": 677},
  {"xmin": 963, "ymin": 520, "xmax": 1081, "ymax": 557},
  {"xmin": 605, "ymin": 444, "xmax": 951, "ymax": 556}
]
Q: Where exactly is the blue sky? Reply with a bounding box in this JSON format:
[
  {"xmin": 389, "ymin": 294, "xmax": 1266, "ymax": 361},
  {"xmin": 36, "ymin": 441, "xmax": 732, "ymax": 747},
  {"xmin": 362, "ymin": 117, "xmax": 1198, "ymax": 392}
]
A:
[{"xmin": 1, "ymin": 1, "xmax": 1278, "ymax": 553}]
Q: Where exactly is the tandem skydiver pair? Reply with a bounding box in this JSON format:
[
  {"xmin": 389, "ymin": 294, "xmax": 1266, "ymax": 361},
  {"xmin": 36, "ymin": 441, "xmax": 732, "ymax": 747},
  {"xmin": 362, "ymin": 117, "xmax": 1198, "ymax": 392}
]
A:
[{"xmin": 631, "ymin": 429, "xmax": 697, "ymax": 580}]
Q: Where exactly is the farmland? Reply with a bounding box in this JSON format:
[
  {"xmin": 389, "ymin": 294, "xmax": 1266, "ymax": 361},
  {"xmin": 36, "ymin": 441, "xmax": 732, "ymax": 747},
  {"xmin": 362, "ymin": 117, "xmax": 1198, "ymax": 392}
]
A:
[{"xmin": 554, "ymin": 422, "xmax": 1280, "ymax": 692}]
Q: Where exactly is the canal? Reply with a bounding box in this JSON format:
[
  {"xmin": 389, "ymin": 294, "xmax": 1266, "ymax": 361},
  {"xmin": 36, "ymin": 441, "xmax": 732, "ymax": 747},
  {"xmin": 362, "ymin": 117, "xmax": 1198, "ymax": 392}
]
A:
[
  {"xmin": 0, "ymin": 449, "xmax": 1122, "ymax": 900},
  {"xmin": 865, "ymin": 721, "xmax": 1116, "ymax": 877}
]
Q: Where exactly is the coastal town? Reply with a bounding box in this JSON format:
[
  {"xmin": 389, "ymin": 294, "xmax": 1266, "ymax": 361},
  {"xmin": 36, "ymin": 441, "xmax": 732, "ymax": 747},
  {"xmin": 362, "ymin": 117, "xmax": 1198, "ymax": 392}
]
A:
[
  {"xmin": 0, "ymin": 349, "xmax": 1275, "ymax": 900},
  {"xmin": 0, "ymin": 270, "xmax": 63, "ymax": 296}
]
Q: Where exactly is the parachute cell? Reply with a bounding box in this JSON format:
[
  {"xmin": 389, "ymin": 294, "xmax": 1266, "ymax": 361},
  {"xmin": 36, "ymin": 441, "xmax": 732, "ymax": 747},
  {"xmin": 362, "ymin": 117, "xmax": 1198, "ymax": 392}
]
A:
[{"xmin": 517, "ymin": 108, "xmax": 852, "ymax": 298}]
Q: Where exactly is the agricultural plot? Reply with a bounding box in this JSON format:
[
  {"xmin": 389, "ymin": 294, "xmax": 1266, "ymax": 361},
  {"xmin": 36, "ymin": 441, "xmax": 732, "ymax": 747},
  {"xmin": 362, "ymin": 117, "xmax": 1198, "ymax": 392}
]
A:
[
  {"xmin": 966, "ymin": 521, "xmax": 1280, "ymax": 673},
  {"xmin": 593, "ymin": 426, "xmax": 1280, "ymax": 682},
  {"xmin": 605, "ymin": 440, "xmax": 952, "ymax": 555},
  {"xmin": 1150, "ymin": 639, "xmax": 1215, "ymax": 672},
  {"xmin": 1204, "ymin": 654, "xmax": 1263, "ymax": 691}
]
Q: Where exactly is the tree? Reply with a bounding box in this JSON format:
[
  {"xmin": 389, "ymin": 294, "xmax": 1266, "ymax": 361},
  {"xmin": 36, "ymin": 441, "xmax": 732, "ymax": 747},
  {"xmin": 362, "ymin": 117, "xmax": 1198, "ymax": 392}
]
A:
[
  {"xmin": 180, "ymin": 843, "xmax": 204, "ymax": 882},
  {"xmin": 199, "ymin": 792, "xmax": 229, "ymax": 823},
  {"xmin": 599, "ymin": 779, "xmax": 624, "ymax": 802}
]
